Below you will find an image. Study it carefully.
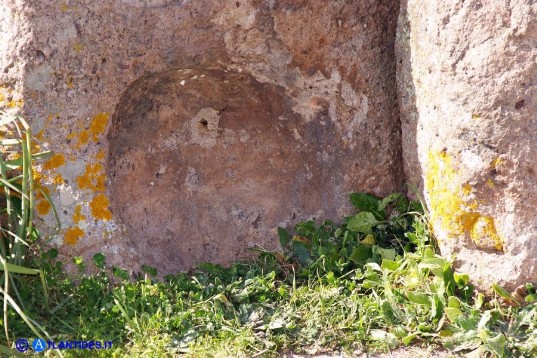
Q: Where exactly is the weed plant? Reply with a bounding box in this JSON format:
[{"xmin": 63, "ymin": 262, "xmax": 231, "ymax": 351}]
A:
[
  {"xmin": 6, "ymin": 188, "xmax": 537, "ymax": 357},
  {"xmin": 0, "ymin": 112, "xmax": 58, "ymax": 355}
]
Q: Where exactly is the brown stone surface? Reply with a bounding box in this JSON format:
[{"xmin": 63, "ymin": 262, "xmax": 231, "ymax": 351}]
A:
[
  {"xmin": 109, "ymin": 66, "xmax": 353, "ymax": 271},
  {"xmin": 1, "ymin": 1, "xmax": 403, "ymax": 273},
  {"xmin": 397, "ymin": 0, "xmax": 537, "ymax": 290}
]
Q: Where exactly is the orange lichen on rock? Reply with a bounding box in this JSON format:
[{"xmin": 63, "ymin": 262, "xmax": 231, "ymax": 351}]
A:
[
  {"xmin": 53, "ymin": 174, "xmax": 64, "ymax": 185},
  {"xmin": 90, "ymin": 194, "xmax": 112, "ymax": 220},
  {"xmin": 78, "ymin": 129, "xmax": 89, "ymax": 147},
  {"xmin": 72, "ymin": 43, "xmax": 84, "ymax": 52},
  {"xmin": 36, "ymin": 199, "xmax": 51, "ymax": 215},
  {"xmin": 73, "ymin": 204, "xmax": 86, "ymax": 224},
  {"xmin": 95, "ymin": 149, "xmax": 106, "ymax": 161},
  {"xmin": 42, "ymin": 153, "xmax": 65, "ymax": 170},
  {"xmin": 34, "ymin": 182, "xmax": 49, "ymax": 200},
  {"xmin": 425, "ymin": 151, "xmax": 504, "ymax": 251},
  {"xmin": 77, "ymin": 163, "xmax": 106, "ymax": 192},
  {"xmin": 89, "ymin": 112, "xmax": 109, "ymax": 141},
  {"xmin": 64, "ymin": 227, "xmax": 84, "ymax": 245},
  {"xmin": 35, "ymin": 130, "xmax": 45, "ymax": 141}
]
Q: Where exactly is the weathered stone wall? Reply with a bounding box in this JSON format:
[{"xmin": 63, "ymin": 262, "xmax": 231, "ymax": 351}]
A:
[
  {"xmin": 3, "ymin": 0, "xmax": 535, "ymax": 290},
  {"xmin": 1, "ymin": 0, "xmax": 403, "ymax": 273},
  {"xmin": 397, "ymin": 0, "xmax": 537, "ymax": 290}
]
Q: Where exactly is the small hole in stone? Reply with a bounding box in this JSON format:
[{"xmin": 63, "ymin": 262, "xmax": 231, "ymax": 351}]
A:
[
  {"xmin": 200, "ymin": 119, "xmax": 208, "ymax": 127},
  {"xmin": 515, "ymin": 100, "xmax": 525, "ymax": 110}
]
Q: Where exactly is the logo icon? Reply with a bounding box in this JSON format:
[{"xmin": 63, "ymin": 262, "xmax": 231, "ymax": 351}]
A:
[
  {"xmin": 15, "ymin": 338, "xmax": 29, "ymax": 352},
  {"xmin": 32, "ymin": 338, "xmax": 47, "ymax": 353}
]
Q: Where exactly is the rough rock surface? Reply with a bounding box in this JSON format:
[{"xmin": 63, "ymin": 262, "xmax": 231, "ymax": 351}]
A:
[
  {"xmin": 397, "ymin": 0, "xmax": 537, "ymax": 290},
  {"xmin": 0, "ymin": 1, "xmax": 403, "ymax": 273},
  {"xmin": 108, "ymin": 66, "xmax": 370, "ymax": 271}
]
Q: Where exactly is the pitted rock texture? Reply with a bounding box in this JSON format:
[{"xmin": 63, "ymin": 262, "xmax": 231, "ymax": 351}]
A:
[
  {"xmin": 397, "ymin": 0, "xmax": 537, "ymax": 290},
  {"xmin": 1, "ymin": 1, "xmax": 403, "ymax": 273},
  {"xmin": 109, "ymin": 67, "xmax": 352, "ymax": 271}
]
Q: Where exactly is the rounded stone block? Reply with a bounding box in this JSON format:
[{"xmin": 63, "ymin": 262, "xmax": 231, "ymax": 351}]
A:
[{"xmin": 108, "ymin": 67, "xmax": 348, "ymax": 272}]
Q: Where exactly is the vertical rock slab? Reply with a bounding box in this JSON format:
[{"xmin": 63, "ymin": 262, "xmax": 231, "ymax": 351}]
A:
[
  {"xmin": 3, "ymin": 0, "xmax": 403, "ymax": 274},
  {"xmin": 397, "ymin": 0, "xmax": 537, "ymax": 290}
]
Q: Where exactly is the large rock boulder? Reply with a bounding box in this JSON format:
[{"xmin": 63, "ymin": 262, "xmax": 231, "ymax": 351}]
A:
[
  {"xmin": 1, "ymin": 1, "xmax": 403, "ymax": 273},
  {"xmin": 397, "ymin": 0, "xmax": 537, "ymax": 290}
]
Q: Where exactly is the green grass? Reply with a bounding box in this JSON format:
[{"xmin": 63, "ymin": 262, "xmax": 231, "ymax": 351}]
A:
[
  {"xmin": 0, "ymin": 114, "xmax": 535, "ymax": 357},
  {"xmin": 0, "ymin": 112, "xmax": 59, "ymax": 355},
  {"xmin": 3, "ymin": 189, "xmax": 536, "ymax": 357}
]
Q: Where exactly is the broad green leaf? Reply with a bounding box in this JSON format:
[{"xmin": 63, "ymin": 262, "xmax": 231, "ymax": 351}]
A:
[
  {"xmin": 378, "ymin": 193, "xmax": 407, "ymax": 212},
  {"xmin": 360, "ymin": 233, "xmax": 376, "ymax": 246},
  {"xmin": 294, "ymin": 220, "xmax": 316, "ymax": 237},
  {"xmin": 418, "ymin": 257, "xmax": 447, "ymax": 277},
  {"xmin": 349, "ymin": 192, "xmax": 380, "ymax": 214},
  {"xmin": 477, "ymin": 310, "xmax": 493, "ymax": 330},
  {"xmin": 347, "ymin": 212, "xmax": 379, "ymax": 234},
  {"xmin": 448, "ymin": 296, "xmax": 461, "ymax": 309},
  {"xmin": 93, "ymin": 252, "xmax": 106, "ymax": 268},
  {"xmin": 402, "ymin": 333, "xmax": 417, "ymax": 345},
  {"xmin": 380, "ymin": 300, "xmax": 397, "ymax": 323},
  {"xmin": 481, "ymin": 331, "xmax": 506, "ymax": 357},
  {"xmin": 377, "ymin": 247, "xmax": 396, "ymax": 261},
  {"xmin": 443, "ymin": 330, "xmax": 482, "ymax": 352},
  {"xmin": 454, "ymin": 272, "xmax": 470, "ymax": 286},
  {"xmin": 349, "ymin": 245, "xmax": 372, "ymax": 265},
  {"xmin": 381, "ymin": 259, "xmax": 401, "ymax": 272},
  {"xmin": 291, "ymin": 241, "xmax": 311, "ymax": 266},
  {"xmin": 431, "ymin": 294, "xmax": 445, "ymax": 320},
  {"xmin": 407, "ymin": 292, "xmax": 431, "ymax": 306},
  {"xmin": 445, "ymin": 307, "xmax": 463, "ymax": 321},
  {"xmin": 278, "ymin": 227, "xmax": 291, "ymax": 248}
]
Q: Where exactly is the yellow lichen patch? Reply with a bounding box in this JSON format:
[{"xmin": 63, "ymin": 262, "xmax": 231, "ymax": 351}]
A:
[
  {"xmin": 66, "ymin": 75, "xmax": 75, "ymax": 89},
  {"xmin": 35, "ymin": 130, "xmax": 45, "ymax": 141},
  {"xmin": 90, "ymin": 194, "xmax": 112, "ymax": 220},
  {"xmin": 471, "ymin": 113, "xmax": 481, "ymax": 120},
  {"xmin": 34, "ymin": 182, "xmax": 50, "ymax": 200},
  {"xmin": 73, "ymin": 204, "xmax": 86, "ymax": 224},
  {"xmin": 53, "ymin": 174, "xmax": 64, "ymax": 185},
  {"xmin": 490, "ymin": 157, "xmax": 505, "ymax": 170},
  {"xmin": 89, "ymin": 112, "xmax": 109, "ymax": 141},
  {"xmin": 79, "ymin": 129, "xmax": 90, "ymax": 145},
  {"xmin": 425, "ymin": 151, "xmax": 504, "ymax": 251},
  {"xmin": 486, "ymin": 178, "xmax": 495, "ymax": 188},
  {"xmin": 36, "ymin": 200, "xmax": 51, "ymax": 215},
  {"xmin": 64, "ymin": 227, "xmax": 84, "ymax": 245},
  {"xmin": 72, "ymin": 43, "xmax": 84, "ymax": 52},
  {"xmin": 66, "ymin": 131, "xmax": 77, "ymax": 141},
  {"xmin": 77, "ymin": 163, "xmax": 106, "ymax": 192},
  {"xmin": 5, "ymin": 99, "xmax": 24, "ymax": 109},
  {"xmin": 95, "ymin": 149, "xmax": 106, "ymax": 161},
  {"xmin": 470, "ymin": 216, "xmax": 503, "ymax": 251},
  {"xmin": 42, "ymin": 153, "xmax": 65, "ymax": 170},
  {"xmin": 462, "ymin": 183, "xmax": 472, "ymax": 196},
  {"xmin": 46, "ymin": 113, "xmax": 59, "ymax": 123}
]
